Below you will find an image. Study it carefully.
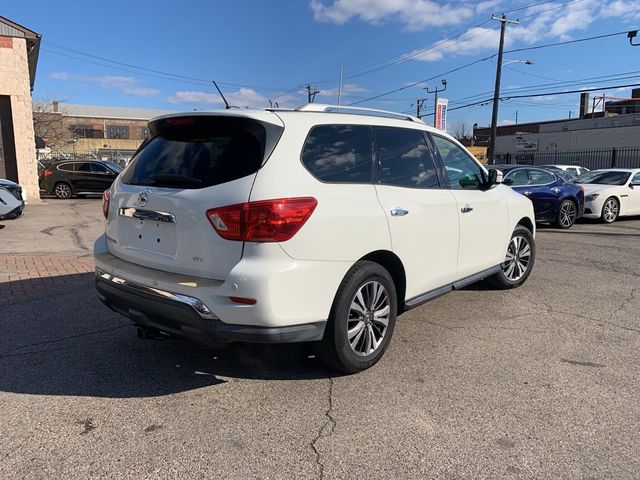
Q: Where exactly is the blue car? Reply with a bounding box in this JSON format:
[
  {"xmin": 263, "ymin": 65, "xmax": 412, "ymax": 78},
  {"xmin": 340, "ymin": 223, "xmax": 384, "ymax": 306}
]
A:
[{"xmin": 495, "ymin": 165, "xmax": 585, "ymax": 229}]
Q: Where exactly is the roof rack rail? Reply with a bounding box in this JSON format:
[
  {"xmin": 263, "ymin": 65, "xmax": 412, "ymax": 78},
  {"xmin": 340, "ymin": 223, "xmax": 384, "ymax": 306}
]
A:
[{"xmin": 295, "ymin": 103, "xmax": 424, "ymax": 123}]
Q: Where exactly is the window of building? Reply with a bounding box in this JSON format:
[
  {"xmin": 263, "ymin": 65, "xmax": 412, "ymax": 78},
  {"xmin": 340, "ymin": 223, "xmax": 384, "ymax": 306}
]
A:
[
  {"xmin": 108, "ymin": 126, "xmax": 130, "ymax": 139},
  {"xmin": 141, "ymin": 127, "xmax": 150, "ymax": 139},
  {"xmin": 431, "ymin": 134, "xmax": 484, "ymax": 190},
  {"xmin": 374, "ymin": 127, "xmax": 439, "ymax": 188},
  {"xmin": 301, "ymin": 125, "xmax": 372, "ymax": 183},
  {"xmin": 72, "ymin": 125, "xmax": 94, "ymax": 139}
]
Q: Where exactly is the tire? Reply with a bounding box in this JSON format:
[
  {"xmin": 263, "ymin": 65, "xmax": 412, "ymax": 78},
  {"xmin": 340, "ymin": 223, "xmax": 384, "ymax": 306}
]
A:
[
  {"xmin": 554, "ymin": 199, "xmax": 577, "ymax": 229},
  {"xmin": 600, "ymin": 196, "xmax": 619, "ymax": 223},
  {"xmin": 315, "ymin": 261, "xmax": 397, "ymax": 373},
  {"xmin": 488, "ymin": 225, "xmax": 536, "ymax": 290},
  {"xmin": 54, "ymin": 182, "xmax": 72, "ymax": 199}
]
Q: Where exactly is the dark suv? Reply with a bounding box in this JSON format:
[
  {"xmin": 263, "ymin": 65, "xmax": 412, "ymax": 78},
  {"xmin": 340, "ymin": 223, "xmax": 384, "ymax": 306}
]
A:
[{"xmin": 39, "ymin": 160, "xmax": 123, "ymax": 199}]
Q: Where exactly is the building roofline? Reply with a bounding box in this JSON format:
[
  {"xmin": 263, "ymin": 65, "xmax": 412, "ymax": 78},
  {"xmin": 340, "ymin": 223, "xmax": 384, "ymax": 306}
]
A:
[{"xmin": 0, "ymin": 16, "xmax": 41, "ymax": 90}]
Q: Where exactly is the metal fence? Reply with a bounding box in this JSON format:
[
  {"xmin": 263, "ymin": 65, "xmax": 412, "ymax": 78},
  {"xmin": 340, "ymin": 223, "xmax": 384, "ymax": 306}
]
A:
[
  {"xmin": 37, "ymin": 148, "xmax": 137, "ymax": 168},
  {"xmin": 497, "ymin": 146, "xmax": 640, "ymax": 170}
]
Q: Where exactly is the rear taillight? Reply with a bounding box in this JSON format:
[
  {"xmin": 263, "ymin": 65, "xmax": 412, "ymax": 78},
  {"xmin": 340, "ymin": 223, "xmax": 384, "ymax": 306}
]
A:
[
  {"xmin": 102, "ymin": 190, "xmax": 111, "ymax": 219},
  {"xmin": 42, "ymin": 169, "xmax": 53, "ymax": 177},
  {"xmin": 579, "ymin": 185, "xmax": 585, "ymax": 193},
  {"xmin": 206, "ymin": 197, "xmax": 317, "ymax": 242}
]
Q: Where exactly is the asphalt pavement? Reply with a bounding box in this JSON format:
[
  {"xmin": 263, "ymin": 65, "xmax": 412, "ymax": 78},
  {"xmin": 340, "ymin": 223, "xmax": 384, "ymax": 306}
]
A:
[{"xmin": 1, "ymin": 199, "xmax": 639, "ymax": 479}]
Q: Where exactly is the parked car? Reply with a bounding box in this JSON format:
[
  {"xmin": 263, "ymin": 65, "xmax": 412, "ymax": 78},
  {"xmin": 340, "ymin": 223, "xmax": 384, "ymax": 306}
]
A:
[
  {"xmin": 94, "ymin": 105, "xmax": 536, "ymax": 373},
  {"xmin": 39, "ymin": 160, "xmax": 123, "ymax": 199},
  {"xmin": 541, "ymin": 167, "xmax": 577, "ymax": 183},
  {"xmin": 577, "ymin": 168, "xmax": 640, "ymax": 223},
  {"xmin": 543, "ymin": 164, "xmax": 590, "ymax": 177},
  {"xmin": 0, "ymin": 178, "xmax": 25, "ymax": 220},
  {"xmin": 496, "ymin": 165, "xmax": 584, "ymax": 229}
]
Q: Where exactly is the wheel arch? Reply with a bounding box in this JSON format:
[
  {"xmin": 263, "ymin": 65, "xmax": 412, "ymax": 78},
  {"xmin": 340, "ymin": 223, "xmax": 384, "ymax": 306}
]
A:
[
  {"xmin": 516, "ymin": 216, "xmax": 534, "ymax": 234},
  {"xmin": 359, "ymin": 250, "xmax": 407, "ymax": 314}
]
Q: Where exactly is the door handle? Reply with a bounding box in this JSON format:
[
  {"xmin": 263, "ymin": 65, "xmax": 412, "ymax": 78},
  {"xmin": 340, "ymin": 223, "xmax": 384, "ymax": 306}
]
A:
[
  {"xmin": 390, "ymin": 208, "xmax": 409, "ymax": 217},
  {"xmin": 461, "ymin": 206, "xmax": 473, "ymax": 213}
]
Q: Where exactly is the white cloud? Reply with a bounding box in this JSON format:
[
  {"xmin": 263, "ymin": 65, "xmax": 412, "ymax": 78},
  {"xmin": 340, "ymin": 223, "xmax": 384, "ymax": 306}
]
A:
[
  {"xmin": 311, "ymin": 0, "xmax": 639, "ymax": 64},
  {"xmin": 317, "ymin": 83, "xmax": 367, "ymax": 98},
  {"xmin": 49, "ymin": 71, "xmax": 70, "ymax": 80},
  {"xmin": 167, "ymin": 88, "xmax": 269, "ymax": 108},
  {"xmin": 123, "ymin": 87, "xmax": 161, "ymax": 97},
  {"xmin": 310, "ymin": 0, "xmax": 475, "ymax": 31}
]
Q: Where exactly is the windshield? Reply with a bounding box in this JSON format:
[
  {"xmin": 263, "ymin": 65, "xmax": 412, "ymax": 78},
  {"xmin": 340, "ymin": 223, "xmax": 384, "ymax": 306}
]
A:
[{"xmin": 576, "ymin": 171, "xmax": 630, "ymax": 185}]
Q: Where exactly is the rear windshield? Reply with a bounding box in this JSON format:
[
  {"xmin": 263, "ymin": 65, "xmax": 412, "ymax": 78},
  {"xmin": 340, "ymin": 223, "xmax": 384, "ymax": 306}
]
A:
[{"xmin": 121, "ymin": 116, "xmax": 271, "ymax": 189}]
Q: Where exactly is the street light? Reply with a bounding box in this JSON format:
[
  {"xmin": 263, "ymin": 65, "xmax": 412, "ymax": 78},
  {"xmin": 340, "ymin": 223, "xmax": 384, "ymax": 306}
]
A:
[
  {"xmin": 503, "ymin": 59, "xmax": 534, "ymax": 66},
  {"xmin": 629, "ymin": 30, "xmax": 639, "ymax": 46}
]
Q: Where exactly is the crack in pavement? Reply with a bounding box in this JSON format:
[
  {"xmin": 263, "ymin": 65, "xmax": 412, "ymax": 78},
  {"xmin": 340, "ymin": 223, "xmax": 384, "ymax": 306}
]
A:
[
  {"xmin": 0, "ymin": 324, "xmax": 129, "ymax": 358},
  {"xmin": 311, "ymin": 377, "xmax": 336, "ymax": 480}
]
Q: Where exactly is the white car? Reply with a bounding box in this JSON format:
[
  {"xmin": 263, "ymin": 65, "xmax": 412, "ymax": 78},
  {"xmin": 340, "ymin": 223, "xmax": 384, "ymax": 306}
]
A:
[
  {"xmin": 544, "ymin": 164, "xmax": 590, "ymax": 177},
  {"xmin": 578, "ymin": 168, "xmax": 640, "ymax": 223},
  {"xmin": 0, "ymin": 178, "xmax": 25, "ymax": 220},
  {"xmin": 94, "ymin": 104, "xmax": 536, "ymax": 372}
]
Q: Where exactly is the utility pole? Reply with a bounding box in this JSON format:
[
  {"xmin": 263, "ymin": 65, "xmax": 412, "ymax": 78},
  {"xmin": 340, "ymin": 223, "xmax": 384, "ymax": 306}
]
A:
[
  {"xmin": 488, "ymin": 14, "xmax": 519, "ymax": 164},
  {"xmin": 414, "ymin": 98, "xmax": 427, "ymax": 118},
  {"xmin": 306, "ymin": 84, "xmax": 320, "ymax": 103},
  {"xmin": 426, "ymin": 79, "xmax": 447, "ymax": 128},
  {"xmin": 337, "ymin": 63, "xmax": 344, "ymax": 105}
]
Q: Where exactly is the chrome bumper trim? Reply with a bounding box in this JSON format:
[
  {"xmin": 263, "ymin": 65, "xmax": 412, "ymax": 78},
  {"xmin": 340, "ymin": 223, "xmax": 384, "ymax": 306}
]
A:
[{"xmin": 95, "ymin": 268, "xmax": 217, "ymax": 320}]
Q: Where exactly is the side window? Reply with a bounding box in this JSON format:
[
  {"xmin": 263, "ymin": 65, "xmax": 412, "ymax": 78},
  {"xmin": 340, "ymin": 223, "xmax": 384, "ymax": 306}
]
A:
[
  {"xmin": 57, "ymin": 163, "xmax": 76, "ymax": 172},
  {"xmin": 431, "ymin": 134, "xmax": 484, "ymax": 190},
  {"xmin": 529, "ymin": 169, "xmax": 555, "ymax": 185},
  {"xmin": 91, "ymin": 163, "xmax": 110, "ymax": 174},
  {"xmin": 505, "ymin": 169, "xmax": 529, "ymax": 186},
  {"xmin": 374, "ymin": 127, "xmax": 439, "ymax": 188},
  {"xmin": 77, "ymin": 163, "xmax": 92, "ymax": 172},
  {"xmin": 301, "ymin": 125, "xmax": 372, "ymax": 183},
  {"xmin": 632, "ymin": 172, "xmax": 640, "ymax": 183}
]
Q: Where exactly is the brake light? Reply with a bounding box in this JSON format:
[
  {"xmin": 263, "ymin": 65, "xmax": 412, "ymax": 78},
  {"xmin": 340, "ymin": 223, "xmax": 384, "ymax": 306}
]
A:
[
  {"xmin": 206, "ymin": 197, "xmax": 317, "ymax": 242},
  {"xmin": 42, "ymin": 169, "xmax": 53, "ymax": 177},
  {"xmin": 579, "ymin": 185, "xmax": 585, "ymax": 193},
  {"xmin": 167, "ymin": 117, "xmax": 195, "ymax": 126},
  {"xmin": 102, "ymin": 190, "xmax": 111, "ymax": 219}
]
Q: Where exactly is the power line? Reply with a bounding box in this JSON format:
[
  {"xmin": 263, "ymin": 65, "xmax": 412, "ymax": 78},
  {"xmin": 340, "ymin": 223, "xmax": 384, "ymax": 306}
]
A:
[
  {"xmin": 353, "ymin": 29, "xmax": 634, "ymax": 107},
  {"xmin": 43, "ymin": 41, "xmax": 292, "ymax": 91}
]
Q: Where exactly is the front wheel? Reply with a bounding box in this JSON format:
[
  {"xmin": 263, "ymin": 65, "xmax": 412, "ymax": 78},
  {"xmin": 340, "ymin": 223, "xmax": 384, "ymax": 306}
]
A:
[
  {"xmin": 488, "ymin": 225, "xmax": 536, "ymax": 289},
  {"xmin": 600, "ymin": 197, "xmax": 619, "ymax": 223},
  {"xmin": 316, "ymin": 261, "xmax": 397, "ymax": 373}
]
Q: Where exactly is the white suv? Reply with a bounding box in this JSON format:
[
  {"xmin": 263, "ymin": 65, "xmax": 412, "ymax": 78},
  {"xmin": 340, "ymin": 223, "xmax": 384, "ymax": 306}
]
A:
[{"xmin": 94, "ymin": 104, "xmax": 536, "ymax": 373}]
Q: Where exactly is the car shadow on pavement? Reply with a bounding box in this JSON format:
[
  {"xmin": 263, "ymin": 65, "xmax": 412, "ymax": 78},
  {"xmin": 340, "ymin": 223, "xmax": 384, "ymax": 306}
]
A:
[{"xmin": 0, "ymin": 275, "xmax": 335, "ymax": 399}]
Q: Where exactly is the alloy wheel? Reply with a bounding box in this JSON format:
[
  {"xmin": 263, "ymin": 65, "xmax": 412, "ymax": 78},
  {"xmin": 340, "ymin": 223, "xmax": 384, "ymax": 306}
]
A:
[
  {"xmin": 347, "ymin": 281, "xmax": 390, "ymax": 357},
  {"xmin": 502, "ymin": 235, "xmax": 532, "ymax": 282},
  {"xmin": 559, "ymin": 201, "xmax": 577, "ymax": 227},
  {"xmin": 55, "ymin": 183, "xmax": 71, "ymax": 199},
  {"xmin": 603, "ymin": 199, "xmax": 618, "ymax": 223}
]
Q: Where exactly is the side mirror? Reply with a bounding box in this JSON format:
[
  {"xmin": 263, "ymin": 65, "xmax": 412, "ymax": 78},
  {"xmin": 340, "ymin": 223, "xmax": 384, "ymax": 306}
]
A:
[
  {"xmin": 630, "ymin": 182, "xmax": 640, "ymax": 188},
  {"xmin": 483, "ymin": 168, "xmax": 503, "ymax": 189}
]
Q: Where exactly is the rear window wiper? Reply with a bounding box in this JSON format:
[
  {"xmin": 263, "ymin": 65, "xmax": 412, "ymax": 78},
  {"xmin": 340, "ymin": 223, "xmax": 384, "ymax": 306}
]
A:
[{"xmin": 149, "ymin": 173, "xmax": 202, "ymax": 185}]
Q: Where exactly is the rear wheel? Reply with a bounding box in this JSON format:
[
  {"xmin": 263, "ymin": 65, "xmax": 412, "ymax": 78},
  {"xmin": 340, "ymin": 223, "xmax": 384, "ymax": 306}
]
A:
[
  {"xmin": 488, "ymin": 225, "xmax": 536, "ymax": 289},
  {"xmin": 600, "ymin": 197, "xmax": 619, "ymax": 223},
  {"xmin": 316, "ymin": 261, "xmax": 397, "ymax": 373},
  {"xmin": 54, "ymin": 182, "xmax": 72, "ymax": 199},
  {"xmin": 554, "ymin": 199, "xmax": 577, "ymax": 229}
]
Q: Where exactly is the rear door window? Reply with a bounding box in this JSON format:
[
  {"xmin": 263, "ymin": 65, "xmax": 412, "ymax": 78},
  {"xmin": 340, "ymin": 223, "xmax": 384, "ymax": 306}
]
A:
[
  {"xmin": 121, "ymin": 116, "xmax": 272, "ymax": 189},
  {"xmin": 301, "ymin": 125, "xmax": 373, "ymax": 183},
  {"xmin": 374, "ymin": 127, "xmax": 440, "ymax": 188}
]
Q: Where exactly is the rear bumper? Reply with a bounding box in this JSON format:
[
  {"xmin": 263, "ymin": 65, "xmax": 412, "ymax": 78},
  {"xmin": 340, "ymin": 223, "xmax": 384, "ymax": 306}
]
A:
[{"xmin": 96, "ymin": 271, "xmax": 325, "ymax": 345}]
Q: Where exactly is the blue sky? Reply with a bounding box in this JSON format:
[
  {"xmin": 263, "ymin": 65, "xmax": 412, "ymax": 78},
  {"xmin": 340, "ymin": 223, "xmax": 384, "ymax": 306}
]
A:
[{"xmin": 5, "ymin": 0, "xmax": 640, "ymax": 130}]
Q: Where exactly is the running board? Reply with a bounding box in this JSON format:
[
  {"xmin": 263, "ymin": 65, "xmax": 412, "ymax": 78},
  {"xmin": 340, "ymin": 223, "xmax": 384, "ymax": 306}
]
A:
[{"xmin": 404, "ymin": 265, "xmax": 501, "ymax": 311}]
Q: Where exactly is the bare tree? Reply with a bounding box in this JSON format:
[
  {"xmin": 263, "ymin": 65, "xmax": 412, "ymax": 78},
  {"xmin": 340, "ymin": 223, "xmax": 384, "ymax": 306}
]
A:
[
  {"xmin": 451, "ymin": 121, "xmax": 472, "ymax": 144},
  {"xmin": 32, "ymin": 98, "xmax": 65, "ymax": 148}
]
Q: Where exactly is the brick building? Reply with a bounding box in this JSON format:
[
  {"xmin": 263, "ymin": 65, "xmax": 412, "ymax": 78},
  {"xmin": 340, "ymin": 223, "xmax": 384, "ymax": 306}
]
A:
[
  {"xmin": 0, "ymin": 16, "xmax": 40, "ymax": 200},
  {"xmin": 35, "ymin": 102, "xmax": 172, "ymax": 162}
]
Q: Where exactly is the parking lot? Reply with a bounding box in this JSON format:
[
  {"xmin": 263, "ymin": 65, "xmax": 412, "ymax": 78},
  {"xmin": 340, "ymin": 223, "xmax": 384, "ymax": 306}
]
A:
[{"xmin": 1, "ymin": 199, "xmax": 639, "ymax": 479}]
